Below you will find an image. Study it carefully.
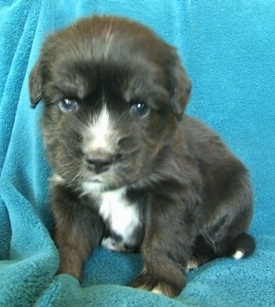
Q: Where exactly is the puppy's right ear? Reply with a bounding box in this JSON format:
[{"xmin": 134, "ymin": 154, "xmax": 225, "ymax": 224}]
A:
[{"xmin": 29, "ymin": 62, "xmax": 43, "ymax": 108}]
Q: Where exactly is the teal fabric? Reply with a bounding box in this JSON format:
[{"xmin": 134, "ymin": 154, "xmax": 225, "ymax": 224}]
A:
[{"xmin": 0, "ymin": 1, "xmax": 274, "ymax": 306}]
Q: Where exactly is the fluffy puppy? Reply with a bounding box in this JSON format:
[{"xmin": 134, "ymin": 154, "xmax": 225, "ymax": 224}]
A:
[{"xmin": 29, "ymin": 15, "xmax": 255, "ymax": 297}]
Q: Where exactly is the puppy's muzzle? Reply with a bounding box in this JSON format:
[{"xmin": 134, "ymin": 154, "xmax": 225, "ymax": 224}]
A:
[
  {"xmin": 85, "ymin": 152, "xmax": 116, "ymax": 174},
  {"xmin": 85, "ymin": 150, "xmax": 124, "ymax": 174}
]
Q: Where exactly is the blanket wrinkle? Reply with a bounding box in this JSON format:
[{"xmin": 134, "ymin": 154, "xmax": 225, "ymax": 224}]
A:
[{"xmin": 0, "ymin": 1, "xmax": 274, "ymax": 306}]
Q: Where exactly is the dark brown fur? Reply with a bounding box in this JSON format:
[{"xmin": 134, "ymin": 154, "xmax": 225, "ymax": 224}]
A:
[{"xmin": 29, "ymin": 15, "xmax": 255, "ymax": 297}]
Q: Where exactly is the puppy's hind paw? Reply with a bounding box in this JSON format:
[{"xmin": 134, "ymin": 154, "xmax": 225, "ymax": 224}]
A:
[{"xmin": 128, "ymin": 273, "xmax": 183, "ymax": 298}]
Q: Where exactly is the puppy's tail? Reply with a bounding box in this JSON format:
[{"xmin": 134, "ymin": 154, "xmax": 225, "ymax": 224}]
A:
[{"xmin": 231, "ymin": 233, "xmax": 256, "ymax": 260}]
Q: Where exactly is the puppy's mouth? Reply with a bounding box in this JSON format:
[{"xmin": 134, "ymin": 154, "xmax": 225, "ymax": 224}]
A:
[
  {"xmin": 80, "ymin": 153, "xmax": 123, "ymax": 187},
  {"xmin": 82, "ymin": 156, "xmax": 144, "ymax": 191}
]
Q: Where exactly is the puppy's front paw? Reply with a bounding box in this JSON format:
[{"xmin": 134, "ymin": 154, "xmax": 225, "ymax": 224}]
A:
[
  {"xmin": 129, "ymin": 272, "xmax": 184, "ymax": 298},
  {"xmin": 101, "ymin": 237, "xmax": 136, "ymax": 253}
]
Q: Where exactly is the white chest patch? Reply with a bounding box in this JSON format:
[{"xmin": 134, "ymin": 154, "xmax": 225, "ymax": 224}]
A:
[
  {"xmin": 99, "ymin": 188, "xmax": 140, "ymax": 240},
  {"xmin": 82, "ymin": 183, "xmax": 142, "ymax": 251}
]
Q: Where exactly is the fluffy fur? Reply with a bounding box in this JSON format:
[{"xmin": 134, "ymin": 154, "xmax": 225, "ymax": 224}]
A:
[{"xmin": 29, "ymin": 15, "xmax": 255, "ymax": 297}]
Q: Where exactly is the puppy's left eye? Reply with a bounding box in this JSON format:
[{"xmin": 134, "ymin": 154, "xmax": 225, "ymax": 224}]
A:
[
  {"xmin": 59, "ymin": 99, "xmax": 78, "ymax": 113},
  {"xmin": 130, "ymin": 103, "xmax": 149, "ymax": 117}
]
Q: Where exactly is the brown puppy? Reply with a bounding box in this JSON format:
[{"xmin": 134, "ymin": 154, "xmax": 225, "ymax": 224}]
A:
[{"xmin": 29, "ymin": 15, "xmax": 255, "ymax": 297}]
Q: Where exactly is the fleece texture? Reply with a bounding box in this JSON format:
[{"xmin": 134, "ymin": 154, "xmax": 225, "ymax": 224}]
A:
[{"xmin": 0, "ymin": 1, "xmax": 274, "ymax": 306}]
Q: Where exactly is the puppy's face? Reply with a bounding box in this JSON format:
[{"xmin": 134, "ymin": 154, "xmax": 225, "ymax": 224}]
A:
[{"xmin": 29, "ymin": 16, "xmax": 191, "ymax": 191}]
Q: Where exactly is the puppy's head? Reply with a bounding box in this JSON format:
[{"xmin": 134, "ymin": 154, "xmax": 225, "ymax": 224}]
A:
[{"xmin": 29, "ymin": 15, "xmax": 191, "ymax": 190}]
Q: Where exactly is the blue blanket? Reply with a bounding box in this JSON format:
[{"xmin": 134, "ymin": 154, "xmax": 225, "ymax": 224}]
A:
[{"xmin": 0, "ymin": 1, "xmax": 274, "ymax": 306}]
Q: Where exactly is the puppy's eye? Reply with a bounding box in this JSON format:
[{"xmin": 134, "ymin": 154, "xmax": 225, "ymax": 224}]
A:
[
  {"xmin": 59, "ymin": 99, "xmax": 78, "ymax": 113},
  {"xmin": 130, "ymin": 103, "xmax": 149, "ymax": 117}
]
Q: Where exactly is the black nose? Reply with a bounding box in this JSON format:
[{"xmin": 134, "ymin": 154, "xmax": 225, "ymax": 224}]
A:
[{"xmin": 85, "ymin": 154, "xmax": 115, "ymax": 174}]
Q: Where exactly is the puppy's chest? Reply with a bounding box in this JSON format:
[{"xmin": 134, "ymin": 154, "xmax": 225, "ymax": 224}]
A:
[
  {"xmin": 83, "ymin": 185, "xmax": 142, "ymax": 247},
  {"xmin": 98, "ymin": 188, "xmax": 140, "ymax": 234}
]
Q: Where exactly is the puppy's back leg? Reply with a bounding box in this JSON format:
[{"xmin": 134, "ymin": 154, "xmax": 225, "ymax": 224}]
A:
[
  {"xmin": 190, "ymin": 177, "xmax": 255, "ymax": 268},
  {"xmin": 187, "ymin": 235, "xmax": 217, "ymax": 269}
]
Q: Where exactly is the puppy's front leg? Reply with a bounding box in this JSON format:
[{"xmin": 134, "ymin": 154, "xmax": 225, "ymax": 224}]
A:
[
  {"xmin": 51, "ymin": 184, "xmax": 104, "ymax": 280},
  {"xmin": 129, "ymin": 194, "xmax": 196, "ymax": 297}
]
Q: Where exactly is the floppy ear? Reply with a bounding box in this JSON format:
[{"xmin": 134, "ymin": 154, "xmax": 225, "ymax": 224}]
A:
[
  {"xmin": 29, "ymin": 61, "xmax": 43, "ymax": 108},
  {"xmin": 169, "ymin": 58, "xmax": 192, "ymax": 119}
]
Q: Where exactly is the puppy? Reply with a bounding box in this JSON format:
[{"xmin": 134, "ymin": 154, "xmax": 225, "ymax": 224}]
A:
[{"xmin": 29, "ymin": 15, "xmax": 255, "ymax": 297}]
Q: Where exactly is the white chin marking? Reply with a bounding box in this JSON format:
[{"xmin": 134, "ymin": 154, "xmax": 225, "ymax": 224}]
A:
[
  {"xmin": 82, "ymin": 181, "xmax": 105, "ymax": 195},
  {"xmin": 233, "ymin": 250, "xmax": 245, "ymax": 260}
]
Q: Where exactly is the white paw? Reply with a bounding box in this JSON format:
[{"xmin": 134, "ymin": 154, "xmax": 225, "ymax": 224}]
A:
[
  {"xmin": 186, "ymin": 259, "xmax": 199, "ymax": 272},
  {"xmin": 101, "ymin": 237, "xmax": 133, "ymax": 252}
]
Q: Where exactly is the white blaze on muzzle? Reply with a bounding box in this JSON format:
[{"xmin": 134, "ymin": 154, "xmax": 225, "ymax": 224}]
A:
[{"xmin": 83, "ymin": 104, "xmax": 120, "ymax": 158}]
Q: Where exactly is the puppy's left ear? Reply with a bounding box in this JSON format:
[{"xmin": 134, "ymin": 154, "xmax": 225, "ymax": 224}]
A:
[
  {"xmin": 29, "ymin": 61, "xmax": 43, "ymax": 108},
  {"xmin": 169, "ymin": 58, "xmax": 191, "ymax": 119}
]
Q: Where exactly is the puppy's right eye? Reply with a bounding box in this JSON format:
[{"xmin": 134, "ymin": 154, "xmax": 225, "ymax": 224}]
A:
[{"xmin": 59, "ymin": 99, "xmax": 78, "ymax": 113}]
